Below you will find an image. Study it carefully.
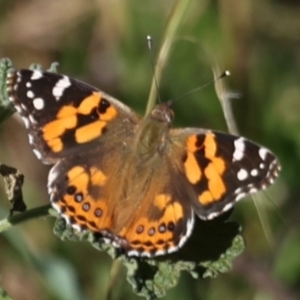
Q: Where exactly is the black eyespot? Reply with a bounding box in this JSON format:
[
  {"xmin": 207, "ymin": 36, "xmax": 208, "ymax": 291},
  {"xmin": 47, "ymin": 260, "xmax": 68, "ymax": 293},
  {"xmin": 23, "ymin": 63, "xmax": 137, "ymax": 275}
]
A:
[
  {"xmin": 75, "ymin": 193, "xmax": 83, "ymax": 202},
  {"xmin": 66, "ymin": 185, "xmax": 76, "ymax": 195},
  {"xmin": 99, "ymin": 98, "xmax": 110, "ymax": 114},
  {"xmin": 148, "ymin": 227, "xmax": 155, "ymax": 236},
  {"xmin": 158, "ymin": 223, "xmax": 166, "ymax": 233},
  {"xmin": 136, "ymin": 225, "xmax": 144, "ymax": 234},
  {"xmin": 168, "ymin": 222, "xmax": 175, "ymax": 231},
  {"xmin": 94, "ymin": 208, "xmax": 102, "ymax": 217},
  {"xmin": 82, "ymin": 202, "xmax": 90, "ymax": 212}
]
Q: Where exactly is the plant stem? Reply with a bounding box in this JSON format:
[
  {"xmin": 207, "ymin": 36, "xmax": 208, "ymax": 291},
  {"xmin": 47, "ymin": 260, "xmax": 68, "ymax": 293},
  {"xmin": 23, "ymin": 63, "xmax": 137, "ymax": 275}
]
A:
[
  {"xmin": 0, "ymin": 204, "xmax": 51, "ymax": 233},
  {"xmin": 146, "ymin": 0, "xmax": 192, "ymax": 115}
]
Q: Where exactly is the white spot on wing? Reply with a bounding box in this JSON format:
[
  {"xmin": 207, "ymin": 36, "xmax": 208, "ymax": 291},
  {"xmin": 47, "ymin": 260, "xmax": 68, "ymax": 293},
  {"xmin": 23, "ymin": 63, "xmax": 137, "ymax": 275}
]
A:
[
  {"xmin": 207, "ymin": 211, "xmax": 219, "ymax": 220},
  {"xmin": 251, "ymin": 169, "xmax": 259, "ymax": 176},
  {"xmin": 233, "ymin": 138, "xmax": 245, "ymax": 161},
  {"xmin": 27, "ymin": 90, "xmax": 34, "ymax": 98},
  {"xmin": 31, "ymin": 70, "xmax": 43, "ymax": 80},
  {"xmin": 223, "ymin": 202, "xmax": 233, "ymax": 212},
  {"xmin": 72, "ymin": 224, "xmax": 81, "ymax": 231},
  {"xmin": 14, "ymin": 105, "xmax": 22, "ymax": 113},
  {"xmin": 127, "ymin": 250, "xmax": 140, "ymax": 257},
  {"xmin": 28, "ymin": 134, "xmax": 34, "ymax": 144},
  {"xmin": 52, "ymin": 76, "xmax": 71, "ymax": 100},
  {"xmin": 62, "ymin": 214, "xmax": 70, "ymax": 225},
  {"xmin": 235, "ymin": 192, "xmax": 246, "ymax": 201},
  {"xmin": 259, "ymin": 147, "xmax": 268, "ymax": 161},
  {"xmin": 29, "ymin": 114, "xmax": 37, "ymax": 124},
  {"xmin": 51, "ymin": 202, "xmax": 61, "ymax": 213},
  {"xmin": 33, "ymin": 98, "xmax": 45, "ymax": 110},
  {"xmin": 249, "ymin": 187, "xmax": 258, "ymax": 193},
  {"xmin": 155, "ymin": 249, "xmax": 167, "ymax": 256},
  {"xmin": 21, "ymin": 104, "xmax": 28, "ymax": 111},
  {"xmin": 21, "ymin": 116, "xmax": 30, "ymax": 128},
  {"xmin": 33, "ymin": 149, "xmax": 42, "ymax": 160},
  {"xmin": 48, "ymin": 166, "xmax": 59, "ymax": 186},
  {"xmin": 237, "ymin": 168, "xmax": 248, "ymax": 181}
]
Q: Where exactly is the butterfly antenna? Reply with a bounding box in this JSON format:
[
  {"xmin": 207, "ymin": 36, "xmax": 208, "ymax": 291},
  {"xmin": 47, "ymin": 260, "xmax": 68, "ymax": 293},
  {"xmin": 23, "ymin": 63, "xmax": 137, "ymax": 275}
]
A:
[
  {"xmin": 174, "ymin": 70, "xmax": 231, "ymax": 103},
  {"xmin": 147, "ymin": 35, "xmax": 161, "ymax": 103}
]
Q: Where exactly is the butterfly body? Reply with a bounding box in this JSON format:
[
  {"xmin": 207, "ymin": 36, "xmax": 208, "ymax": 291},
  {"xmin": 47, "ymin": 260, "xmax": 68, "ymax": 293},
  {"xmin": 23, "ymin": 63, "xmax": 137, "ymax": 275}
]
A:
[{"xmin": 6, "ymin": 69, "xmax": 281, "ymax": 257}]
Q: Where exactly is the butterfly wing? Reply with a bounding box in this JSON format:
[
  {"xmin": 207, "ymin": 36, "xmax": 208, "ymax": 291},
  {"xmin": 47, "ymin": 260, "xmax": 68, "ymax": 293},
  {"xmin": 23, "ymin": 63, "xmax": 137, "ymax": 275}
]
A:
[
  {"xmin": 6, "ymin": 69, "xmax": 140, "ymax": 164},
  {"xmin": 170, "ymin": 128, "xmax": 281, "ymax": 220},
  {"xmin": 48, "ymin": 140, "xmax": 195, "ymax": 257},
  {"xmin": 115, "ymin": 162, "xmax": 195, "ymax": 257}
]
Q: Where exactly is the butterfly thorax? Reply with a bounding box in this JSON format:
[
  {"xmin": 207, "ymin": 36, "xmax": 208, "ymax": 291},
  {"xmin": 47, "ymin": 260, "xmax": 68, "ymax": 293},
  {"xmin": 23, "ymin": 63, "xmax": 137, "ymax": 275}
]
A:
[
  {"xmin": 107, "ymin": 103, "xmax": 175, "ymax": 230},
  {"xmin": 133, "ymin": 102, "xmax": 174, "ymax": 161}
]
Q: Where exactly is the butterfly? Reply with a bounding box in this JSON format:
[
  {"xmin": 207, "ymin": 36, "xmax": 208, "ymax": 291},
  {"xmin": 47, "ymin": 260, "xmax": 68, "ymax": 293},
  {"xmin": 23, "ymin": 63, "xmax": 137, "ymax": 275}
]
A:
[{"xmin": 6, "ymin": 69, "xmax": 281, "ymax": 257}]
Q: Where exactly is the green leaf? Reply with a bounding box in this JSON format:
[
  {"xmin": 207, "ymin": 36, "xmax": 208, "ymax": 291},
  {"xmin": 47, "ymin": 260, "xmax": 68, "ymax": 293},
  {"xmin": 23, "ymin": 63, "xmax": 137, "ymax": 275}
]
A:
[
  {"xmin": 0, "ymin": 58, "xmax": 15, "ymax": 127},
  {"xmin": 53, "ymin": 210, "xmax": 245, "ymax": 299},
  {"xmin": 0, "ymin": 287, "xmax": 13, "ymax": 300}
]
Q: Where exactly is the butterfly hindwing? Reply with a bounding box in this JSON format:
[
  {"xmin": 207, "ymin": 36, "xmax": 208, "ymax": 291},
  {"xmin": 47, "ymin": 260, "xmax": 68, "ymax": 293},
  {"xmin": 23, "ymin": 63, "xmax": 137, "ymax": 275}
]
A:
[
  {"xmin": 116, "ymin": 168, "xmax": 195, "ymax": 257},
  {"xmin": 48, "ymin": 139, "xmax": 194, "ymax": 257}
]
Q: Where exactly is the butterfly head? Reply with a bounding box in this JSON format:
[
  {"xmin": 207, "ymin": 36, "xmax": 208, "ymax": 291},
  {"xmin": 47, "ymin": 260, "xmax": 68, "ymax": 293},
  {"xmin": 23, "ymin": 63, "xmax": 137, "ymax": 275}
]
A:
[{"xmin": 150, "ymin": 101, "xmax": 174, "ymax": 125}]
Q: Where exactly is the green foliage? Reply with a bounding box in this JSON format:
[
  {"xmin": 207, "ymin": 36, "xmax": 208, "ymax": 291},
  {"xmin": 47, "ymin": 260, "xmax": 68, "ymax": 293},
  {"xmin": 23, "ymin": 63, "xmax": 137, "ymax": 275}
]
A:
[
  {"xmin": 0, "ymin": 59, "xmax": 14, "ymax": 126},
  {"xmin": 53, "ymin": 211, "xmax": 244, "ymax": 299},
  {"xmin": 0, "ymin": 288, "xmax": 13, "ymax": 300},
  {"xmin": 0, "ymin": 1, "xmax": 299, "ymax": 299}
]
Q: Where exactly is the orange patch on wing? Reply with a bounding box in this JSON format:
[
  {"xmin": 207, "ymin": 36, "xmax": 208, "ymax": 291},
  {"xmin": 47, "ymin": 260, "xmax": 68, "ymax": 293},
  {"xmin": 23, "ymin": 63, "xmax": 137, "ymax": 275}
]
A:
[
  {"xmin": 184, "ymin": 152, "xmax": 202, "ymax": 184},
  {"xmin": 186, "ymin": 135, "xmax": 200, "ymax": 152},
  {"xmin": 57, "ymin": 105, "xmax": 77, "ymax": 118},
  {"xmin": 41, "ymin": 92, "xmax": 119, "ymax": 153},
  {"xmin": 154, "ymin": 193, "xmax": 171, "ymax": 210},
  {"xmin": 100, "ymin": 103, "xmax": 117, "ymax": 121},
  {"xmin": 205, "ymin": 163, "xmax": 226, "ymax": 200},
  {"xmin": 172, "ymin": 202, "xmax": 184, "ymax": 220},
  {"xmin": 90, "ymin": 167, "xmax": 107, "ymax": 186},
  {"xmin": 75, "ymin": 121, "xmax": 106, "ymax": 143},
  {"xmin": 199, "ymin": 191, "xmax": 213, "ymax": 204},
  {"xmin": 78, "ymin": 92, "xmax": 101, "ymax": 115},
  {"xmin": 95, "ymin": 199, "xmax": 108, "ymax": 211},
  {"xmin": 67, "ymin": 166, "xmax": 89, "ymax": 194},
  {"xmin": 43, "ymin": 115, "xmax": 77, "ymax": 141},
  {"xmin": 47, "ymin": 137, "xmax": 63, "ymax": 153},
  {"xmin": 203, "ymin": 133, "xmax": 217, "ymax": 158},
  {"xmin": 164, "ymin": 202, "xmax": 184, "ymax": 221},
  {"xmin": 211, "ymin": 157, "xmax": 226, "ymax": 174}
]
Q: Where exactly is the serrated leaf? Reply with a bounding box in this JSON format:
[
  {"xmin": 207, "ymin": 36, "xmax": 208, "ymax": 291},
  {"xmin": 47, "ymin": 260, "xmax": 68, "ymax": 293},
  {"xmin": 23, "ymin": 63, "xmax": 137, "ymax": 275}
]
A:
[
  {"xmin": 0, "ymin": 58, "xmax": 15, "ymax": 126},
  {"xmin": 53, "ymin": 210, "xmax": 245, "ymax": 299}
]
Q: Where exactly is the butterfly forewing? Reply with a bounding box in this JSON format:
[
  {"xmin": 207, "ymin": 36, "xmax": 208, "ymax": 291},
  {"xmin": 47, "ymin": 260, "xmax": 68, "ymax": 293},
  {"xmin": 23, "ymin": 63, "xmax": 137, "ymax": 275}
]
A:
[
  {"xmin": 171, "ymin": 129, "xmax": 281, "ymax": 220},
  {"xmin": 6, "ymin": 70, "xmax": 139, "ymax": 164}
]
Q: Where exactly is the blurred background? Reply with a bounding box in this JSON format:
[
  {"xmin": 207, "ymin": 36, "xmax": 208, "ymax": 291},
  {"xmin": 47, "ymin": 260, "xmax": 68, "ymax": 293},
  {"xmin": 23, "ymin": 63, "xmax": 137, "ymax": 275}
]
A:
[{"xmin": 0, "ymin": 0, "xmax": 299, "ymax": 299}]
